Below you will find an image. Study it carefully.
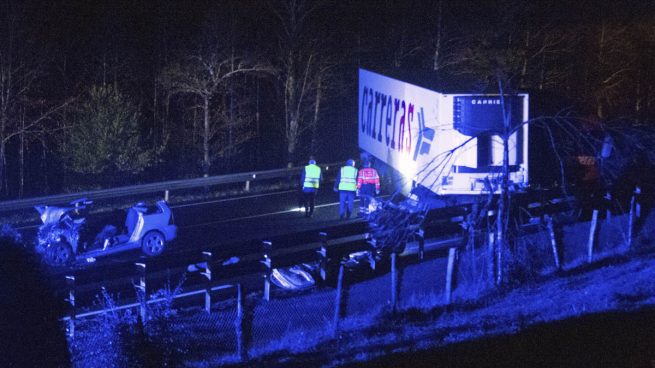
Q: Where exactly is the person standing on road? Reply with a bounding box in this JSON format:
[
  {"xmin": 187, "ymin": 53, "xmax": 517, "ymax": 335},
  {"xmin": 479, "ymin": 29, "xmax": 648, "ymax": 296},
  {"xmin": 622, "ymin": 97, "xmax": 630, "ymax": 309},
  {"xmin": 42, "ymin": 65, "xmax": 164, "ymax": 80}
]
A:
[
  {"xmin": 300, "ymin": 158, "xmax": 322, "ymax": 217},
  {"xmin": 333, "ymin": 159, "xmax": 358, "ymax": 219},
  {"xmin": 357, "ymin": 160, "xmax": 380, "ymax": 216}
]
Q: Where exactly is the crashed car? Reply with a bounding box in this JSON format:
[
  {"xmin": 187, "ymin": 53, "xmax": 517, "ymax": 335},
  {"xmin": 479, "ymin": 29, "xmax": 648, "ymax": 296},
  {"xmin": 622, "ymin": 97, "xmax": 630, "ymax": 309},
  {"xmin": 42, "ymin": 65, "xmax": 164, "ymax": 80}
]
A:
[{"xmin": 35, "ymin": 198, "xmax": 177, "ymax": 266}]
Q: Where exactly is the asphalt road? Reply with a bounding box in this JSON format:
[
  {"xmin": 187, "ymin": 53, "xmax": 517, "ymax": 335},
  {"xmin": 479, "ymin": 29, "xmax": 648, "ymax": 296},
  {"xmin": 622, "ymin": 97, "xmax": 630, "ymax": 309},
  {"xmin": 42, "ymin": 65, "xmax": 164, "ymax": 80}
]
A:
[{"xmin": 37, "ymin": 188, "xmax": 377, "ymax": 307}]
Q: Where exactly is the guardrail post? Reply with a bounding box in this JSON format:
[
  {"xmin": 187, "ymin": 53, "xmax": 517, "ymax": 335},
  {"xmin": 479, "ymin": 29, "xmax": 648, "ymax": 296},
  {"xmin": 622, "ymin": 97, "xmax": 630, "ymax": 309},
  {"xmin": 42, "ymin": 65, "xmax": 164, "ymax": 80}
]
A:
[
  {"xmin": 135, "ymin": 262, "xmax": 147, "ymax": 322},
  {"xmin": 261, "ymin": 241, "xmax": 272, "ymax": 301},
  {"xmin": 445, "ymin": 247, "xmax": 457, "ymax": 305},
  {"xmin": 246, "ymin": 173, "xmax": 257, "ymax": 192},
  {"xmin": 318, "ymin": 232, "xmax": 328, "ymax": 281},
  {"xmin": 66, "ymin": 275, "xmax": 76, "ymax": 338},
  {"xmin": 164, "ymin": 189, "xmax": 170, "ymax": 202},
  {"xmin": 201, "ymin": 251, "xmax": 213, "ymax": 313}
]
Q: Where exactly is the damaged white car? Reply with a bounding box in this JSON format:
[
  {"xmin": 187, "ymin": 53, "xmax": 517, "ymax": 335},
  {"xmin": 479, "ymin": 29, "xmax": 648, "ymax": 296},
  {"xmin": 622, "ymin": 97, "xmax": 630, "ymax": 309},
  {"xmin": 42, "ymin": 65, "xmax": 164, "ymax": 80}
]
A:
[{"xmin": 35, "ymin": 198, "xmax": 177, "ymax": 266}]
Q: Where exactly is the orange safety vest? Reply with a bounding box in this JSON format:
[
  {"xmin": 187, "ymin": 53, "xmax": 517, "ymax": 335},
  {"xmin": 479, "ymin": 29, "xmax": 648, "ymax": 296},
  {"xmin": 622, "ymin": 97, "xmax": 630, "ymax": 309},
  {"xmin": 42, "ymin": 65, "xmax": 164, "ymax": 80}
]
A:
[{"xmin": 357, "ymin": 167, "xmax": 380, "ymax": 190}]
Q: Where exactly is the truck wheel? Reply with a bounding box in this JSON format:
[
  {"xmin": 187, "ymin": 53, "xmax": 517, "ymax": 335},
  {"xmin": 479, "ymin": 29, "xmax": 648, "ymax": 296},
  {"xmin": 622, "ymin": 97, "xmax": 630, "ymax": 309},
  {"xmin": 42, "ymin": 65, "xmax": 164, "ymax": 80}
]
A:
[
  {"xmin": 142, "ymin": 230, "xmax": 165, "ymax": 256},
  {"xmin": 46, "ymin": 241, "xmax": 73, "ymax": 266}
]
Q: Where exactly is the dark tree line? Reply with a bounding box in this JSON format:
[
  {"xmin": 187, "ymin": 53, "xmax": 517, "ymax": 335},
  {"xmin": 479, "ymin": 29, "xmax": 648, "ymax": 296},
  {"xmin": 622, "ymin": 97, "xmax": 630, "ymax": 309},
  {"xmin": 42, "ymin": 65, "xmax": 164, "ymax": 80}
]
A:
[{"xmin": 1, "ymin": 0, "xmax": 654, "ymax": 198}]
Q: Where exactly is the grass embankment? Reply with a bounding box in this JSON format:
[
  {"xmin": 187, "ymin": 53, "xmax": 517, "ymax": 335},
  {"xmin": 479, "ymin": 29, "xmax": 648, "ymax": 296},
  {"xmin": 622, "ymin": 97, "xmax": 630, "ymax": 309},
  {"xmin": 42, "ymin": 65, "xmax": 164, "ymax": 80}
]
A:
[{"xmin": 211, "ymin": 249, "xmax": 655, "ymax": 367}]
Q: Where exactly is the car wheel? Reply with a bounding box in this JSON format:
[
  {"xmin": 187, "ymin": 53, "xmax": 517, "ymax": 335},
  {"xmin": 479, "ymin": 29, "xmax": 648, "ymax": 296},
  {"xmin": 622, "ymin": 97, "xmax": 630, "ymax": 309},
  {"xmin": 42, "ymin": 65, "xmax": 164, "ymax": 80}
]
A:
[
  {"xmin": 46, "ymin": 241, "xmax": 74, "ymax": 266},
  {"xmin": 142, "ymin": 230, "xmax": 166, "ymax": 256}
]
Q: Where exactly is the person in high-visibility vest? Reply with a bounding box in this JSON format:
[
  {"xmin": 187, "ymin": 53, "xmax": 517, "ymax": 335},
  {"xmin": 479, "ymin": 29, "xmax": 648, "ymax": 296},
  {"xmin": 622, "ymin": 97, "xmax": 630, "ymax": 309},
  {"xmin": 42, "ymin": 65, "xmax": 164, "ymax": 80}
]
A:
[
  {"xmin": 357, "ymin": 160, "xmax": 380, "ymax": 216},
  {"xmin": 333, "ymin": 159, "xmax": 358, "ymax": 219},
  {"xmin": 300, "ymin": 158, "xmax": 322, "ymax": 217}
]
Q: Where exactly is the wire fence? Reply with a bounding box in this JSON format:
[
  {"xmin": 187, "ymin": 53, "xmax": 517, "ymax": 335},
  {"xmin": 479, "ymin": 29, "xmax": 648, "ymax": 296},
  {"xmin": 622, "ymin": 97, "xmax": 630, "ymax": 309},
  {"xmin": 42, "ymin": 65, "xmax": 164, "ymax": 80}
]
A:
[
  {"xmin": 68, "ymin": 251, "xmax": 463, "ymax": 366},
  {"xmin": 250, "ymin": 289, "xmax": 336, "ymax": 353},
  {"xmin": 180, "ymin": 302, "xmax": 240, "ymax": 361}
]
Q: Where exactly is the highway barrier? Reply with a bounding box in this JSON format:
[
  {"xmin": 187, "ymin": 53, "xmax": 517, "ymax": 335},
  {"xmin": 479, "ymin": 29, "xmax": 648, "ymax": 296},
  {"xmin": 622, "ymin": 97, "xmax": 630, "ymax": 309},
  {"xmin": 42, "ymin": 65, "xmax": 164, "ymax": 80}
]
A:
[{"xmin": 0, "ymin": 162, "xmax": 342, "ymax": 213}]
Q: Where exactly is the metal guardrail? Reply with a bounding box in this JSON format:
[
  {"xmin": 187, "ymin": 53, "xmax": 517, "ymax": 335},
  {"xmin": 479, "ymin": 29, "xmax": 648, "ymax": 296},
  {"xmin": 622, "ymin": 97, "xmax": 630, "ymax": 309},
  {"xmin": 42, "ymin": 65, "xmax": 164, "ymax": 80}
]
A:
[
  {"xmin": 59, "ymin": 194, "xmax": 584, "ymax": 337},
  {"xmin": 0, "ymin": 162, "xmax": 342, "ymax": 213},
  {"xmin": 61, "ymin": 207, "xmax": 471, "ymax": 317}
]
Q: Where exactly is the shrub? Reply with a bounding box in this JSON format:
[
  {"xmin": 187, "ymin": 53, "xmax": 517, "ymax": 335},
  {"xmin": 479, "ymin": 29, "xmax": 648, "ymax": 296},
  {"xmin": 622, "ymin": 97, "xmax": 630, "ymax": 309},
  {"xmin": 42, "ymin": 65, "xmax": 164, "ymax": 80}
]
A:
[{"xmin": 70, "ymin": 276, "xmax": 188, "ymax": 367}]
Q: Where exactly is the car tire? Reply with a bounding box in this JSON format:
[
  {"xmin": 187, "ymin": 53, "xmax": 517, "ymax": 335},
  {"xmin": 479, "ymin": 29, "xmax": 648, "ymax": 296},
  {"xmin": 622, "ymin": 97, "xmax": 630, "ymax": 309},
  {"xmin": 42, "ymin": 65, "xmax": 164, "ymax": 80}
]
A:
[
  {"xmin": 46, "ymin": 241, "xmax": 74, "ymax": 266},
  {"xmin": 141, "ymin": 230, "xmax": 166, "ymax": 256}
]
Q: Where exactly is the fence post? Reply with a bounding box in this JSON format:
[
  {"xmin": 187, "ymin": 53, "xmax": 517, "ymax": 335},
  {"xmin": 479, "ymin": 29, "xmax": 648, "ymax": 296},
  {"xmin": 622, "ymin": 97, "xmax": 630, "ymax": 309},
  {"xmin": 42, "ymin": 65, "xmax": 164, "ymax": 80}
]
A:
[
  {"xmin": 635, "ymin": 186, "xmax": 642, "ymax": 219},
  {"xmin": 164, "ymin": 189, "xmax": 170, "ymax": 202},
  {"xmin": 201, "ymin": 251, "xmax": 213, "ymax": 313},
  {"xmin": 244, "ymin": 180, "xmax": 250, "ymax": 192},
  {"xmin": 628, "ymin": 186, "xmax": 642, "ymax": 250},
  {"xmin": 261, "ymin": 241, "xmax": 272, "ymax": 301},
  {"xmin": 390, "ymin": 252, "xmax": 398, "ymax": 311},
  {"xmin": 546, "ymin": 215, "xmax": 560, "ymax": 270},
  {"xmin": 235, "ymin": 283, "xmax": 246, "ymax": 361},
  {"xmin": 416, "ymin": 228, "xmax": 425, "ymax": 261},
  {"xmin": 318, "ymin": 232, "xmax": 328, "ymax": 282},
  {"xmin": 445, "ymin": 247, "xmax": 457, "ymax": 305},
  {"xmin": 66, "ymin": 275, "xmax": 76, "ymax": 338},
  {"xmin": 367, "ymin": 238, "xmax": 377, "ymax": 271},
  {"xmin": 135, "ymin": 262, "xmax": 147, "ymax": 322},
  {"xmin": 487, "ymin": 231, "xmax": 495, "ymax": 284},
  {"xmin": 587, "ymin": 209, "xmax": 599, "ymax": 263},
  {"xmin": 333, "ymin": 263, "xmax": 344, "ymax": 335},
  {"xmin": 604, "ymin": 191, "xmax": 612, "ymax": 222}
]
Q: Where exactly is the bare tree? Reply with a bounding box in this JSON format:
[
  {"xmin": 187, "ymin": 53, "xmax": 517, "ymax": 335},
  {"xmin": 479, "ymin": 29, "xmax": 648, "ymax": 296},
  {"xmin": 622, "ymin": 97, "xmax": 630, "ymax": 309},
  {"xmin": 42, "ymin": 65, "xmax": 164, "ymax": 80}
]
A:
[
  {"xmin": 269, "ymin": 0, "xmax": 334, "ymax": 167},
  {"xmin": 428, "ymin": 0, "xmax": 466, "ymax": 75},
  {"xmin": 0, "ymin": 0, "xmax": 72, "ymax": 196},
  {"xmin": 568, "ymin": 21, "xmax": 636, "ymax": 119},
  {"xmin": 591, "ymin": 22, "xmax": 635, "ymax": 119},
  {"xmin": 160, "ymin": 51, "xmax": 272, "ymax": 175},
  {"xmin": 626, "ymin": 19, "xmax": 655, "ymax": 121}
]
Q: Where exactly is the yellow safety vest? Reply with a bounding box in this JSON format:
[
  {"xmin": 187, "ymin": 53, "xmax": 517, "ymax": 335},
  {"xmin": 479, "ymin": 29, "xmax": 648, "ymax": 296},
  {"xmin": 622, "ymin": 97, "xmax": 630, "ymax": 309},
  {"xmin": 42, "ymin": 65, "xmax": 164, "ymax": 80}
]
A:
[
  {"xmin": 303, "ymin": 164, "xmax": 321, "ymax": 189},
  {"xmin": 338, "ymin": 166, "xmax": 358, "ymax": 191}
]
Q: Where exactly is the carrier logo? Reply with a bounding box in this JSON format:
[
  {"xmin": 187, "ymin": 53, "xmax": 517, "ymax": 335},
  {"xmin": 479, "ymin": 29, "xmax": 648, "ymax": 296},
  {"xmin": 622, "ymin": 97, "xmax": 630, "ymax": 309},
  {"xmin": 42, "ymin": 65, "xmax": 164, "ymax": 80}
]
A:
[
  {"xmin": 471, "ymin": 98, "xmax": 502, "ymax": 105},
  {"xmin": 360, "ymin": 86, "xmax": 412, "ymax": 155},
  {"xmin": 413, "ymin": 108, "xmax": 434, "ymax": 161}
]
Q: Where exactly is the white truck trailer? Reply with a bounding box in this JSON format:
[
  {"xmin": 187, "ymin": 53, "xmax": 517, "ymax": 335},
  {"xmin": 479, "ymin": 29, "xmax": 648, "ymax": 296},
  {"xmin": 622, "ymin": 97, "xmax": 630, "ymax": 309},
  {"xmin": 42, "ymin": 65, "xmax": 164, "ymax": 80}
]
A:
[{"xmin": 358, "ymin": 68, "xmax": 529, "ymax": 197}]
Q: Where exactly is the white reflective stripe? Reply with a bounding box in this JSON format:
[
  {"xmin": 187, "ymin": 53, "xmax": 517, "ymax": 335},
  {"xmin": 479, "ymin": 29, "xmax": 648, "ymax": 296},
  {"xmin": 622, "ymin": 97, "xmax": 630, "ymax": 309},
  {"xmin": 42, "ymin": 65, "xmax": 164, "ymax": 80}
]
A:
[
  {"xmin": 304, "ymin": 165, "xmax": 321, "ymax": 188},
  {"xmin": 129, "ymin": 214, "xmax": 144, "ymax": 243}
]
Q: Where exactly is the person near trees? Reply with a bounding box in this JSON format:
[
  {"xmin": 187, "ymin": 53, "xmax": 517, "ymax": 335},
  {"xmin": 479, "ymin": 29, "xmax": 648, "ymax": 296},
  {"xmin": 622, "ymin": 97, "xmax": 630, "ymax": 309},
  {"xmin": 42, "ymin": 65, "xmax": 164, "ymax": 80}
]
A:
[
  {"xmin": 300, "ymin": 158, "xmax": 322, "ymax": 217},
  {"xmin": 333, "ymin": 159, "xmax": 358, "ymax": 219},
  {"xmin": 357, "ymin": 160, "xmax": 381, "ymax": 216}
]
